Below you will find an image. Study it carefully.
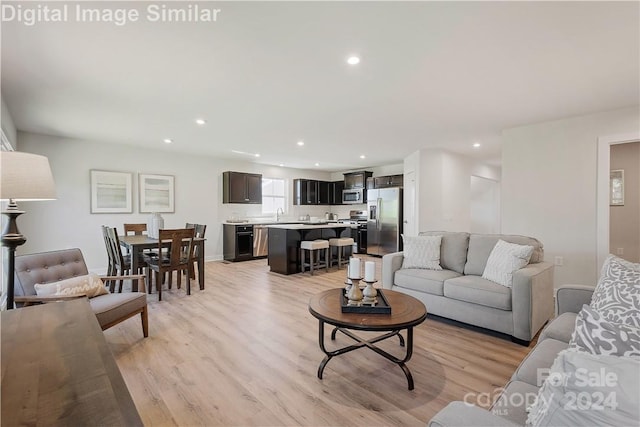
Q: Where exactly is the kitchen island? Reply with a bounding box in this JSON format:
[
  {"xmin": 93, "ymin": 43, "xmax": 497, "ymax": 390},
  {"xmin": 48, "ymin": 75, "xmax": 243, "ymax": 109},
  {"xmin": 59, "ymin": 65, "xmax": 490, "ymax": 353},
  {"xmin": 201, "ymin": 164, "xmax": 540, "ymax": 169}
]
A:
[{"xmin": 267, "ymin": 223, "xmax": 354, "ymax": 274}]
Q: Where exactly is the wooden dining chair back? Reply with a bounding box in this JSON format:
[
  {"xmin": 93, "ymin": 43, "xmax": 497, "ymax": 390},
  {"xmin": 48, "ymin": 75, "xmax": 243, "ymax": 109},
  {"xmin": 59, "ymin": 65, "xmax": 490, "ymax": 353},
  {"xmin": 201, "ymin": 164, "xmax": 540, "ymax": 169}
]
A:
[
  {"xmin": 144, "ymin": 228, "xmax": 195, "ymax": 301},
  {"xmin": 106, "ymin": 226, "xmax": 132, "ymax": 292},
  {"xmin": 124, "ymin": 223, "xmax": 147, "ymax": 236},
  {"xmin": 183, "ymin": 223, "xmax": 206, "ymax": 285},
  {"xmin": 101, "ymin": 225, "xmax": 116, "ymax": 277}
]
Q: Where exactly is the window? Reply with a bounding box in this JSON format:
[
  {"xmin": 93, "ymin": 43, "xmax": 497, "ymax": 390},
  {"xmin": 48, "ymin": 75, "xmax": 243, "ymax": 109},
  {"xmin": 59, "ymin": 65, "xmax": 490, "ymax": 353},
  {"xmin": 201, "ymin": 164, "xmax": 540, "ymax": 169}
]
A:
[{"xmin": 262, "ymin": 178, "xmax": 286, "ymax": 214}]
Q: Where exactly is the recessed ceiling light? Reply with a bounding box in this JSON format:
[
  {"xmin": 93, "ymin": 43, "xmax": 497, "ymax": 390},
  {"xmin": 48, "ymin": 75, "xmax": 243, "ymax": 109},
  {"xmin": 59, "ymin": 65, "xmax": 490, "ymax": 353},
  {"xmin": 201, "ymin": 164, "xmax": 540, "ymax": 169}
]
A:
[
  {"xmin": 347, "ymin": 56, "xmax": 360, "ymax": 65},
  {"xmin": 195, "ymin": 118, "xmax": 206, "ymax": 125},
  {"xmin": 473, "ymin": 143, "xmax": 481, "ymax": 148},
  {"xmin": 279, "ymin": 163, "xmax": 284, "ymax": 167},
  {"xmin": 255, "ymin": 153, "xmax": 261, "ymax": 158},
  {"xmin": 297, "ymin": 141, "xmax": 304, "ymax": 146},
  {"xmin": 360, "ymin": 155, "xmax": 366, "ymax": 159},
  {"xmin": 314, "ymin": 163, "xmax": 320, "ymax": 167},
  {"xmin": 163, "ymin": 138, "xmax": 173, "ymax": 144}
]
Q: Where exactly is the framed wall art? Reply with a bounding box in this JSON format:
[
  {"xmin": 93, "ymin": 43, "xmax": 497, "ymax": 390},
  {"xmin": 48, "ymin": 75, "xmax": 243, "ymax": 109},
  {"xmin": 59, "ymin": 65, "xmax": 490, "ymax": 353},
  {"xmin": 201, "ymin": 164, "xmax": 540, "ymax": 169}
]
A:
[
  {"xmin": 139, "ymin": 173, "xmax": 175, "ymax": 213},
  {"xmin": 610, "ymin": 169, "xmax": 624, "ymax": 206},
  {"xmin": 90, "ymin": 170, "xmax": 133, "ymax": 213}
]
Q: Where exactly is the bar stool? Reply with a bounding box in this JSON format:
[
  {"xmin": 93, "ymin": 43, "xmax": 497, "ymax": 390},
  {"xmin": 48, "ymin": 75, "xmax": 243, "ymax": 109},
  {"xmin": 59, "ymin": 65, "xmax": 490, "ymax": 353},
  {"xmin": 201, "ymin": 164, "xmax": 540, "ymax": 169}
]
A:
[
  {"xmin": 300, "ymin": 240, "xmax": 330, "ymax": 275},
  {"xmin": 329, "ymin": 237, "xmax": 355, "ymax": 269}
]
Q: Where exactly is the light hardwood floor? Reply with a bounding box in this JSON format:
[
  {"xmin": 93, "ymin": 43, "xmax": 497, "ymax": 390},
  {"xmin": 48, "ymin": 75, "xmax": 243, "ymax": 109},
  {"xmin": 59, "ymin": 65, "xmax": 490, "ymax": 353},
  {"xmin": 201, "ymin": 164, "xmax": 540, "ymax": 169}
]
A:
[{"xmin": 104, "ymin": 256, "xmax": 534, "ymax": 426}]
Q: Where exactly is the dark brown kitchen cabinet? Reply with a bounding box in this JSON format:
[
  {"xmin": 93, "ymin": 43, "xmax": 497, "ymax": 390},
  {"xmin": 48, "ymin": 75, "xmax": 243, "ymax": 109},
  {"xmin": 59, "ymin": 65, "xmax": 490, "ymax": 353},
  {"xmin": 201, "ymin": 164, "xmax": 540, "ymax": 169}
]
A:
[
  {"xmin": 343, "ymin": 171, "xmax": 373, "ymax": 189},
  {"xmin": 373, "ymin": 174, "xmax": 404, "ymax": 189},
  {"xmin": 223, "ymin": 171, "xmax": 262, "ymax": 204},
  {"xmin": 329, "ymin": 180, "xmax": 344, "ymax": 205},
  {"xmin": 293, "ymin": 179, "xmax": 333, "ymax": 205}
]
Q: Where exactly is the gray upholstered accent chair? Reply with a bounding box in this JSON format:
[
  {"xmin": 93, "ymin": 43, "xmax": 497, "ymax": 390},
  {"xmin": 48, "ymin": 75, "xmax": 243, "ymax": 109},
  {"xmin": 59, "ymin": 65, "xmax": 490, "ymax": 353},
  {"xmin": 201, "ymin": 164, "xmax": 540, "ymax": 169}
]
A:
[{"xmin": 13, "ymin": 248, "xmax": 148, "ymax": 337}]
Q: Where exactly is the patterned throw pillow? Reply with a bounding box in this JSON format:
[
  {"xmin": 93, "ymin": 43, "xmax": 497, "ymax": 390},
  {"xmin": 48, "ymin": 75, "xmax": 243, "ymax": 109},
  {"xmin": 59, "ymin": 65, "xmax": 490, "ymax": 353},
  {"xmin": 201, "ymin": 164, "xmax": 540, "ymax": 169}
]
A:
[
  {"xmin": 401, "ymin": 235, "xmax": 442, "ymax": 270},
  {"xmin": 590, "ymin": 255, "xmax": 640, "ymax": 328},
  {"xmin": 482, "ymin": 239, "xmax": 534, "ymax": 287},
  {"xmin": 569, "ymin": 304, "xmax": 640, "ymax": 358},
  {"xmin": 34, "ymin": 273, "xmax": 109, "ymax": 298}
]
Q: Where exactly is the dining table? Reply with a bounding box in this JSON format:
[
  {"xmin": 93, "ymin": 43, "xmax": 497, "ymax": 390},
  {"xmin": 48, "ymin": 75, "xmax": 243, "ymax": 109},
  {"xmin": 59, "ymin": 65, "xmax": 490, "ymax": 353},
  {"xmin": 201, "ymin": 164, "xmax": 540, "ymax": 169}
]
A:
[{"xmin": 119, "ymin": 235, "xmax": 206, "ymax": 291}]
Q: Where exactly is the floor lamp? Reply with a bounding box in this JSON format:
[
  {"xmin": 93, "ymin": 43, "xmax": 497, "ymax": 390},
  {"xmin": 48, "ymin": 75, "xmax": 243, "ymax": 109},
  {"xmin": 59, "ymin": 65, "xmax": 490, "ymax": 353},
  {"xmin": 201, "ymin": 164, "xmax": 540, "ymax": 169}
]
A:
[{"xmin": 1, "ymin": 151, "xmax": 56, "ymax": 310}]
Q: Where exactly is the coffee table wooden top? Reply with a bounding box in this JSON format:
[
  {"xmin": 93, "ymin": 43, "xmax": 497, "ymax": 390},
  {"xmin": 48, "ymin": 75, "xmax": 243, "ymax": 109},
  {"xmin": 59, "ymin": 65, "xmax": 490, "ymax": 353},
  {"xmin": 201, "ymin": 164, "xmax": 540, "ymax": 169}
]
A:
[{"xmin": 308, "ymin": 288, "xmax": 427, "ymax": 331}]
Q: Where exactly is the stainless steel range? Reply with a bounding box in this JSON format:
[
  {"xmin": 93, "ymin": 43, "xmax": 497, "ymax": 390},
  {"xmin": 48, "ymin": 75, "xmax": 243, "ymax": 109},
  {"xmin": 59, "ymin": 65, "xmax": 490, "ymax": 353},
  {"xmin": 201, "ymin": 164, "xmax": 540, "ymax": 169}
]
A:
[{"xmin": 337, "ymin": 210, "xmax": 368, "ymax": 253}]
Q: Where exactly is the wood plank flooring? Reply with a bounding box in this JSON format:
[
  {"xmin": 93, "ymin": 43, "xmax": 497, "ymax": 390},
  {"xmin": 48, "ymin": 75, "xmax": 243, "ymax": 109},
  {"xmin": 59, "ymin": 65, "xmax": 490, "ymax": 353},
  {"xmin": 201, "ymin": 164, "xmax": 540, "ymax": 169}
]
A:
[{"xmin": 104, "ymin": 256, "xmax": 534, "ymax": 426}]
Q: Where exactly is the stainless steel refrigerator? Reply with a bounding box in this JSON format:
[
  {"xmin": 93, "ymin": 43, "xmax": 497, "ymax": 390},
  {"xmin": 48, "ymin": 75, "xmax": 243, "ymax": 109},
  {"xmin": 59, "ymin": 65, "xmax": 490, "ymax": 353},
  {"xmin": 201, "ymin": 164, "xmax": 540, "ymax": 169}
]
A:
[{"xmin": 367, "ymin": 187, "xmax": 403, "ymax": 256}]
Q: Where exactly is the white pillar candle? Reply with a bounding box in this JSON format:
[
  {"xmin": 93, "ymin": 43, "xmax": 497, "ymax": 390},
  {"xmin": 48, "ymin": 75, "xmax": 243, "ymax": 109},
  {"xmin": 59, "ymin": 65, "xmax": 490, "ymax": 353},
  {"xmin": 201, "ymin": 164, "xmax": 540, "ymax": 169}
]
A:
[
  {"xmin": 349, "ymin": 257, "xmax": 361, "ymax": 279},
  {"xmin": 364, "ymin": 261, "xmax": 376, "ymax": 282}
]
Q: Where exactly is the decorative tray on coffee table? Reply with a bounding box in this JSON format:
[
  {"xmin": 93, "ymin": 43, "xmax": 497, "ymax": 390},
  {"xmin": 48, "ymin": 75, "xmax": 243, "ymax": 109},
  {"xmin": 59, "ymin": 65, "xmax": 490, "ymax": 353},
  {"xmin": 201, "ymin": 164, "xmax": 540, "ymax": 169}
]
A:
[{"xmin": 340, "ymin": 289, "xmax": 391, "ymax": 314}]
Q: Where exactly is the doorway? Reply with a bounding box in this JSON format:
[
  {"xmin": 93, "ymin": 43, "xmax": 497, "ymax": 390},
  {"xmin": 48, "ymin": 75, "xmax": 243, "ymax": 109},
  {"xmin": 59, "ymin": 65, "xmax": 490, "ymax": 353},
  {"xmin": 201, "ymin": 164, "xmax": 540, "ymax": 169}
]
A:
[{"xmin": 609, "ymin": 141, "xmax": 640, "ymax": 262}]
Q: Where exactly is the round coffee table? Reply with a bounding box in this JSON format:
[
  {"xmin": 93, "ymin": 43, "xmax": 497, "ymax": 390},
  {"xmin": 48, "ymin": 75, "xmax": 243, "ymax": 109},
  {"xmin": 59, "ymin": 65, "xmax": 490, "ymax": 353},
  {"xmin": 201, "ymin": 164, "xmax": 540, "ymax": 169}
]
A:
[{"xmin": 308, "ymin": 288, "xmax": 427, "ymax": 390}]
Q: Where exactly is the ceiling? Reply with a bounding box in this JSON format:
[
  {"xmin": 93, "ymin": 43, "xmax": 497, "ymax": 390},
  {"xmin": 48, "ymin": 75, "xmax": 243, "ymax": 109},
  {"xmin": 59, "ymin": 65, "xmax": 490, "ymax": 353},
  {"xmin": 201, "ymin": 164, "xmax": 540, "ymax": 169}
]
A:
[{"xmin": 2, "ymin": 1, "xmax": 638, "ymax": 171}]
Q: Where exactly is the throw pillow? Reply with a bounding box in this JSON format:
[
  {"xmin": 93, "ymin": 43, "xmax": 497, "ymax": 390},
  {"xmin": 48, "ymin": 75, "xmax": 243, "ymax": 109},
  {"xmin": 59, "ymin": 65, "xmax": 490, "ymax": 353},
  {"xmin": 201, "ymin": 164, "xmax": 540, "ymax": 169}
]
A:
[
  {"xmin": 590, "ymin": 255, "xmax": 640, "ymax": 328},
  {"xmin": 569, "ymin": 304, "xmax": 640, "ymax": 358},
  {"xmin": 482, "ymin": 239, "xmax": 534, "ymax": 287},
  {"xmin": 526, "ymin": 349, "xmax": 640, "ymax": 427},
  {"xmin": 34, "ymin": 273, "xmax": 109, "ymax": 298},
  {"xmin": 401, "ymin": 235, "xmax": 442, "ymax": 270}
]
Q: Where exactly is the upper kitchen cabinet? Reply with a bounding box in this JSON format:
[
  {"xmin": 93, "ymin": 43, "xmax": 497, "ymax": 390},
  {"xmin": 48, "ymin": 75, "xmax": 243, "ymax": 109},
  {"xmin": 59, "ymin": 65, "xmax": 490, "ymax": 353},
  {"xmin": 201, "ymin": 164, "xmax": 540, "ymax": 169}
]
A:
[
  {"xmin": 223, "ymin": 171, "xmax": 262, "ymax": 204},
  {"xmin": 293, "ymin": 179, "xmax": 331, "ymax": 205},
  {"xmin": 343, "ymin": 171, "xmax": 373, "ymax": 189},
  {"xmin": 372, "ymin": 174, "xmax": 404, "ymax": 189},
  {"xmin": 329, "ymin": 180, "xmax": 344, "ymax": 205}
]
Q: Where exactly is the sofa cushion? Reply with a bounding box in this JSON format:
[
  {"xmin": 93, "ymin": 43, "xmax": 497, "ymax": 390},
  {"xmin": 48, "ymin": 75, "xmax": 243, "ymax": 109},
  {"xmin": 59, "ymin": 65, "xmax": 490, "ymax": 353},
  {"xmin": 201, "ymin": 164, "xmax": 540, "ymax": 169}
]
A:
[
  {"xmin": 569, "ymin": 304, "xmax": 640, "ymax": 358},
  {"xmin": 401, "ymin": 234, "xmax": 442, "ymax": 270},
  {"xmin": 538, "ymin": 312, "xmax": 577, "ymax": 343},
  {"xmin": 511, "ymin": 338, "xmax": 568, "ymax": 386},
  {"xmin": 443, "ymin": 275, "xmax": 512, "ymax": 310},
  {"xmin": 464, "ymin": 234, "xmax": 544, "ymax": 276},
  {"xmin": 89, "ymin": 292, "xmax": 147, "ymax": 329},
  {"xmin": 482, "ymin": 239, "xmax": 534, "ymax": 287},
  {"xmin": 419, "ymin": 231, "xmax": 470, "ymax": 274},
  {"xmin": 527, "ymin": 349, "xmax": 640, "ymax": 427},
  {"xmin": 394, "ymin": 268, "xmax": 461, "ymax": 295},
  {"xmin": 490, "ymin": 380, "xmax": 539, "ymax": 425},
  {"xmin": 590, "ymin": 254, "xmax": 640, "ymax": 328}
]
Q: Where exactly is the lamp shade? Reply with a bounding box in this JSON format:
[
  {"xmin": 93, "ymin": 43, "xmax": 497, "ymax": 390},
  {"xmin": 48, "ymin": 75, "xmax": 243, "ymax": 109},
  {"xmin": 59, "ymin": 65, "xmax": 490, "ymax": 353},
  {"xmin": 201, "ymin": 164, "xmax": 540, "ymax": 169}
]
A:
[{"xmin": 0, "ymin": 151, "xmax": 56, "ymax": 201}]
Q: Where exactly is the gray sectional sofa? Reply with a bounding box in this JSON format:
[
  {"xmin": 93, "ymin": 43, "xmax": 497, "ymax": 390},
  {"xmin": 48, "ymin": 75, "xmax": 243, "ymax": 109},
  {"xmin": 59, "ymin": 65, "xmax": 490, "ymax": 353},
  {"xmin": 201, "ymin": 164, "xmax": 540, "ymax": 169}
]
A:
[
  {"xmin": 382, "ymin": 232, "xmax": 554, "ymax": 343},
  {"xmin": 427, "ymin": 284, "xmax": 596, "ymax": 426}
]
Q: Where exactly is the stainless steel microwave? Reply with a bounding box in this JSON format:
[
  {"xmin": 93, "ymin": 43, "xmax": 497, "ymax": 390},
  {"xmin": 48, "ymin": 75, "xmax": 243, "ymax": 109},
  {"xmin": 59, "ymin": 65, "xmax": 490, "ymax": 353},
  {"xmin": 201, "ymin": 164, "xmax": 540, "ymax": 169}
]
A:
[{"xmin": 342, "ymin": 188, "xmax": 365, "ymax": 204}]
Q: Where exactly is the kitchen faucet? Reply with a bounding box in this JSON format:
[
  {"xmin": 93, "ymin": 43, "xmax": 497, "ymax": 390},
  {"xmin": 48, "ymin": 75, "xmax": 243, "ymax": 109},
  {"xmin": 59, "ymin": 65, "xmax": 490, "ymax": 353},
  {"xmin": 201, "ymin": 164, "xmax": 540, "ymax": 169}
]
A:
[{"xmin": 276, "ymin": 207, "xmax": 284, "ymax": 222}]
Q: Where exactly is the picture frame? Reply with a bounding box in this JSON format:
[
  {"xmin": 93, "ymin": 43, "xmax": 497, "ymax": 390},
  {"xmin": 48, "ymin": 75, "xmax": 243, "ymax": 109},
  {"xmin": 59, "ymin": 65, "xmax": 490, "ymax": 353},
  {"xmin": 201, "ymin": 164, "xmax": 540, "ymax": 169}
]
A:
[
  {"xmin": 90, "ymin": 170, "xmax": 133, "ymax": 214},
  {"xmin": 610, "ymin": 169, "xmax": 624, "ymax": 206},
  {"xmin": 139, "ymin": 173, "xmax": 175, "ymax": 213}
]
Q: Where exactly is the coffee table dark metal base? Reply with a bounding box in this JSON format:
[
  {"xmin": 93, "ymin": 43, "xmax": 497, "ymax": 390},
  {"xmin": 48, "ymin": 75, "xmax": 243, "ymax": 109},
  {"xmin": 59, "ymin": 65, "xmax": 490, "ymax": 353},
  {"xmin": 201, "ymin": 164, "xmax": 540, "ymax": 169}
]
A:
[
  {"xmin": 318, "ymin": 322, "xmax": 416, "ymax": 390},
  {"xmin": 309, "ymin": 288, "xmax": 427, "ymax": 391}
]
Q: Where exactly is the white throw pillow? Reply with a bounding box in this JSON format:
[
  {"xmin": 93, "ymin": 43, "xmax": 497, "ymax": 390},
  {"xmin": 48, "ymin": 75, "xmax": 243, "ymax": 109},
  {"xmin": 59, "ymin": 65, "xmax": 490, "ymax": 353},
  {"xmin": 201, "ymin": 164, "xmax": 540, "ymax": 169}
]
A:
[
  {"xmin": 401, "ymin": 235, "xmax": 442, "ymax": 270},
  {"xmin": 34, "ymin": 273, "xmax": 109, "ymax": 298},
  {"xmin": 482, "ymin": 239, "xmax": 534, "ymax": 287}
]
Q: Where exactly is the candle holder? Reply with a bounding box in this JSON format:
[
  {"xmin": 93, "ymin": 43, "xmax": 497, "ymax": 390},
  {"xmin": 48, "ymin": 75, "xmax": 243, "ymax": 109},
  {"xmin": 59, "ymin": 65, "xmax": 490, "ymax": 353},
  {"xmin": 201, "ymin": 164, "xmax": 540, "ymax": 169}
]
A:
[
  {"xmin": 346, "ymin": 277, "xmax": 364, "ymax": 305},
  {"xmin": 361, "ymin": 280, "xmax": 378, "ymax": 305}
]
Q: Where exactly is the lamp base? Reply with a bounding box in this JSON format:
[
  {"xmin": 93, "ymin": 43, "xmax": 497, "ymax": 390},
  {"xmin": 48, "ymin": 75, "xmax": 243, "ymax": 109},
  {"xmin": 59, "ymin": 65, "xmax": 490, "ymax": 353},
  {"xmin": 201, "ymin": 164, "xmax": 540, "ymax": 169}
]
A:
[{"xmin": 2, "ymin": 208, "xmax": 27, "ymax": 310}]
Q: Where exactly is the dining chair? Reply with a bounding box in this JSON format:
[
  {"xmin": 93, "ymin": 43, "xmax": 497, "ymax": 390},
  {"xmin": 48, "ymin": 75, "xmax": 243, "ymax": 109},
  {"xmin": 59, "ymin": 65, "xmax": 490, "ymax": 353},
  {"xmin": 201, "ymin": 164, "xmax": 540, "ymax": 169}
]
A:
[
  {"xmin": 124, "ymin": 223, "xmax": 147, "ymax": 235},
  {"xmin": 143, "ymin": 228, "xmax": 196, "ymax": 301},
  {"xmin": 101, "ymin": 225, "xmax": 116, "ymax": 276},
  {"xmin": 184, "ymin": 223, "xmax": 206, "ymax": 286},
  {"xmin": 106, "ymin": 226, "xmax": 133, "ymax": 293}
]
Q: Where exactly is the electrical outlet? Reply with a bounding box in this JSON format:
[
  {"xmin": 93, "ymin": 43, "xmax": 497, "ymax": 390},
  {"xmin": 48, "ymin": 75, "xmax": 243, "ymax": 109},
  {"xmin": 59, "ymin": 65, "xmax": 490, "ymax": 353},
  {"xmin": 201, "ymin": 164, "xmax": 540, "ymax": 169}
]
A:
[
  {"xmin": 617, "ymin": 248, "xmax": 624, "ymax": 255},
  {"xmin": 554, "ymin": 256, "xmax": 564, "ymax": 266}
]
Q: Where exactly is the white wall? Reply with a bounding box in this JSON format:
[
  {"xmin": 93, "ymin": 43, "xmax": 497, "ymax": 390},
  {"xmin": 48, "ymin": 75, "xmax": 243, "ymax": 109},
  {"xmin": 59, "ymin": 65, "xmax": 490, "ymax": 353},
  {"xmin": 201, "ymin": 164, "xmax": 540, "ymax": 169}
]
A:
[
  {"xmin": 1, "ymin": 95, "xmax": 17, "ymax": 148},
  {"xmin": 407, "ymin": 148, "xmax": 501, "ymax": 233},
  {"xmin": 502, "ymin": 106, "xmax": 640, "ymax": 288},
  {"xmin": 16, "ymin": 131, "xmax": 341, "ymax": 272}
]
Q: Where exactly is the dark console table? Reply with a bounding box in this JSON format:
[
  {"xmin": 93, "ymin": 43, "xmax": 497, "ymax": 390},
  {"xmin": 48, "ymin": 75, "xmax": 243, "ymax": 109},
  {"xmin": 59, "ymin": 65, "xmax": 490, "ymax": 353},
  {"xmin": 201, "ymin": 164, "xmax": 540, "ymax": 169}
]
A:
[{"xmin": 1, "ymin": 299, "xmax": 143, "ymax": 426}]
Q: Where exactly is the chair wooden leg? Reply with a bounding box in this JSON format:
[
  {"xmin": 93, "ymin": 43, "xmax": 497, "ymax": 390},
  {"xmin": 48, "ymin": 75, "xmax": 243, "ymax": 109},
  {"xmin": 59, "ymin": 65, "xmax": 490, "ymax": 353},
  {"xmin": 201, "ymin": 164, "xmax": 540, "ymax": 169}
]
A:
[
  {"xmin": 177, "ymin": 271, "xmax": 182, "ymax": 290},
  {"xmin": 156, "ymin": 271, "xmax": 162, "ymax": 301},
  {"xmin": 141, "ymin": 306, "xmax": 149, "ymax": 337},
  {"xmin": 186, "ymin": 268, "xmax": 191, "ymax": 295}
]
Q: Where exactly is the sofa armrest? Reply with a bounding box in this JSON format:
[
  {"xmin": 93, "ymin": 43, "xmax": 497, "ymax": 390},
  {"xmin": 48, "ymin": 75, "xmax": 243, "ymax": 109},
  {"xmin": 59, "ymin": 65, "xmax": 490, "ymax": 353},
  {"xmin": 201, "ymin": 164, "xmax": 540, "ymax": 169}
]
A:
[
  {"xmin": 14, "ymin": 295, "xmax": 87, "ymax": 307},
  {"xmin": 555, "ymin": 284, "xmax": 595, "ymax": 315},
  {"xmin": 382, "ymin": 251, "xmax": 404, "ymax": 290},
  {"xmin": 512, "ymin": 261, "xmax": 554, "ymax": 342},
  {"xmin": 428, "ymin": 402, "xmax": 519, "ymax": 427}
]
